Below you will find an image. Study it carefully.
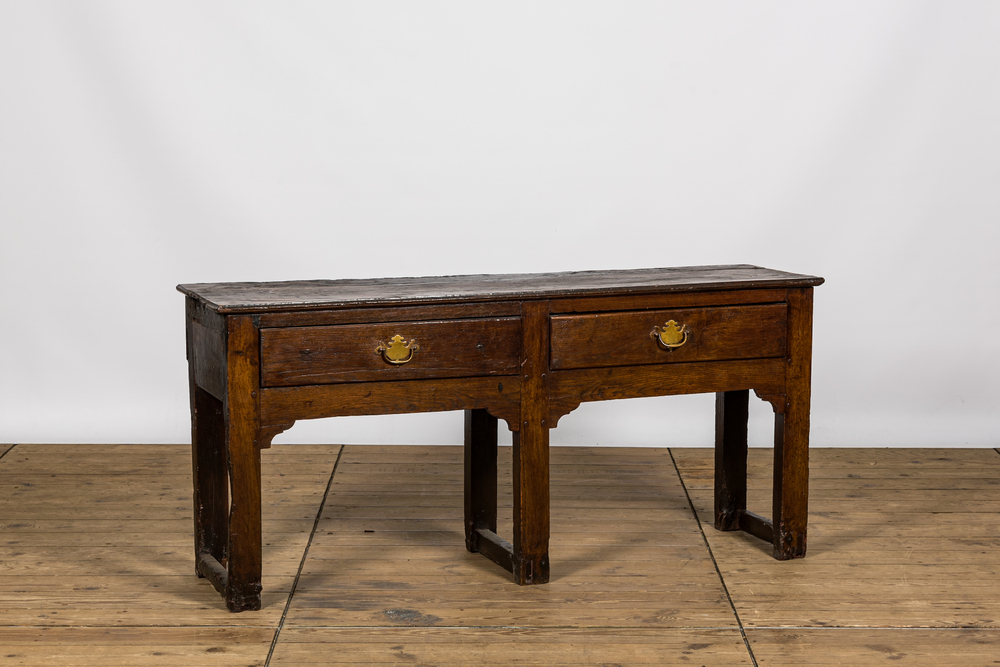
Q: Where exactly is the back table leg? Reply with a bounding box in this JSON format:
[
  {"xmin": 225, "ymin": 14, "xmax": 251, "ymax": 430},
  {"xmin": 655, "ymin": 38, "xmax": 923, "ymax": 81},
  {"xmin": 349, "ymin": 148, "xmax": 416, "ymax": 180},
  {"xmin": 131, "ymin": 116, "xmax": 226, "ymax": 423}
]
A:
[
  {"xmin": 464, "ymin": 408, "xmax": 498, "ymax": 552},
  {"xmin": 714, "ymin": 389, "xmax": 748, "ymax": 531},
  {"xmin": 191, "ymin": 385, "xmax": 228, "ymax": 575}
]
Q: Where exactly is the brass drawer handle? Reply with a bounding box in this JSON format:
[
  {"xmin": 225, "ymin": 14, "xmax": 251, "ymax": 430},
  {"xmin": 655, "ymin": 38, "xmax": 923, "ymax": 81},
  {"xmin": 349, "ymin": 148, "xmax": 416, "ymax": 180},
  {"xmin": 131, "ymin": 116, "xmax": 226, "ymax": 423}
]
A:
[
  {"xmin": 377, "ymin": 335, "xmax": 419, "ymax": 364},
  {"xmin": 651, "ymin": 320, "xmax": 689, "ymax": 349}
]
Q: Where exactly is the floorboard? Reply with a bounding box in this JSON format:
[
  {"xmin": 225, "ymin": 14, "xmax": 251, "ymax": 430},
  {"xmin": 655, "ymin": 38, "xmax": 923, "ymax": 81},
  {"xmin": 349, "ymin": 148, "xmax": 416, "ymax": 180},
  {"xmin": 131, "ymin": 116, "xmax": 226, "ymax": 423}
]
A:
[{"xmin": 3, "ymin": 443, "xmax": 999, "ymax": 665}]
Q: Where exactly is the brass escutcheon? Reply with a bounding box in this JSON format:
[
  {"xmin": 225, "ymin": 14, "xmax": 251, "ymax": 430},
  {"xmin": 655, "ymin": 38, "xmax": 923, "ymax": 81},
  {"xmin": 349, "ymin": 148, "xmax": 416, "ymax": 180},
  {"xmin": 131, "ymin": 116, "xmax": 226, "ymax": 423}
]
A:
[
  {"xmin": 651, "ymin": 320, "xmax": 689, "ymax": 349},
  {"xmin": 377, "ymin": 335, "xmax": 419, "ymax": 364}
]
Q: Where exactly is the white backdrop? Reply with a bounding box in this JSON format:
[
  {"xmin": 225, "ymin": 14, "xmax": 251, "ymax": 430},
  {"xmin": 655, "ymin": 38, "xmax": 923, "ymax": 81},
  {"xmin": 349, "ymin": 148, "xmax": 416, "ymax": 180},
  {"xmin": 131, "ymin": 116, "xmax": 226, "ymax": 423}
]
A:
[{"xmin": 1, "ymin": 1, "xmax": 997, "ymax": 447}]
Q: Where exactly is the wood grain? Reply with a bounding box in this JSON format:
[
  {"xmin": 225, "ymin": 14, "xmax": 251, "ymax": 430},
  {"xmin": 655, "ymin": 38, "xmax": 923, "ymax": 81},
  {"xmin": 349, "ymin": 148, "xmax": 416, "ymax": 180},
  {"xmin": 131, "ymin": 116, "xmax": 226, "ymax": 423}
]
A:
[
  {"xmin": 269, "ymin": 627, "xmax": 754, "ymax": 666},
  {"xmin": 178, "ymin": 265, "xmax": 823, "ymax": 313},
  {"xmin": 261, "ymin": 317, "xmax": 521, "ymax": 386},
  {"xmin": 260, "ymin": 376, "xmax": 521, "ymax": 430},
  {"xmin": 548, "ymin": 358, "xmax": 785, "ymax": 425},
  {"xmin": 747, "ymin": 628, "xmax": 1000, "ymax": 666},
  {"xmin": 550, "ymin": 303, "xmax": 787, "ymax": 370},
  {"xmin": 674, "ymin": 446, "xmax": 1000, "ymax": 629},
  {"xmin": 5, "ymin": 443, "xmax": 1000, "ymax": 666}
]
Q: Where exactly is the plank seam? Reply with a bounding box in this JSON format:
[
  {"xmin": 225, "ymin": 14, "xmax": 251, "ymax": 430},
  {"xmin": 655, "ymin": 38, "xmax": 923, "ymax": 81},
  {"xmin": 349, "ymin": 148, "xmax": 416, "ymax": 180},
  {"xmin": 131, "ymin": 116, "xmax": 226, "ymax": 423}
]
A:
[
  {"xmin": 264, "ymin": 444, "xmax": 344, "ymax": 667},
  {"xmin": 669, "ymin": 447, "xmax": 760, "ymax": 667}
]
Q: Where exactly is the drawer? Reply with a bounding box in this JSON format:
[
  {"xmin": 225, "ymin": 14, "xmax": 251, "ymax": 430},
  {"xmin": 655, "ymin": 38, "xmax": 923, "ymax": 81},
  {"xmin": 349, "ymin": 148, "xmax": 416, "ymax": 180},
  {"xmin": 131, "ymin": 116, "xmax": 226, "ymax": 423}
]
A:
[
  {"xmin": 261, "ymin": 317, "xmax": 521, "ymax": 387},
  {"xmin": 550, "ymin": 304, "xmax": 787, "ymax": 370}
]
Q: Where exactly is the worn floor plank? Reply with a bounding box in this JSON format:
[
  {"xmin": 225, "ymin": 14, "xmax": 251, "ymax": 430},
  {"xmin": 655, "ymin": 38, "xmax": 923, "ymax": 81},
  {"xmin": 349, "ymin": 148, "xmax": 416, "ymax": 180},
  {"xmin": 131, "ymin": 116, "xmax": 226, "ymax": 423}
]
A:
[
  {"xmin": 268, "ymin": 627, "xmax": 754, "ymax": 666},
  {"xmin": 0, "ymin": 443, "xmax": 341, "ymax": 639},
  {"xmin": 673, "ymin": 447, "xmax": 1000, "ymax": 629},
  {"xmin": 747, "ymin": 628, "xmax": 1000, "ymax": 666},
  {"xmin": 283, "ymin": 444, "xmax": 739, "ymax": 630},
  {"xmin": 0, "ymin": 627, "xmax": 272, "ymax": 667},
  {"xmin": 5, "ymin": 443, "xmax": 1000, "ymax": 666}
]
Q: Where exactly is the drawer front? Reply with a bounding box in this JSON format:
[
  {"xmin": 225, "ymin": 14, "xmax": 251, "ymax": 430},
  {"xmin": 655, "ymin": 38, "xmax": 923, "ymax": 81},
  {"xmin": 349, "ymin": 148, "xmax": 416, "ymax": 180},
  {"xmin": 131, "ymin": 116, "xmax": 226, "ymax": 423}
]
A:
[
  {"xmin": 261, "ymin": 317, "xmax": 521, "ymax": 387},
  {"xmin": 550, "ymin": 304, "xmax": 787, "ymax": 370}
]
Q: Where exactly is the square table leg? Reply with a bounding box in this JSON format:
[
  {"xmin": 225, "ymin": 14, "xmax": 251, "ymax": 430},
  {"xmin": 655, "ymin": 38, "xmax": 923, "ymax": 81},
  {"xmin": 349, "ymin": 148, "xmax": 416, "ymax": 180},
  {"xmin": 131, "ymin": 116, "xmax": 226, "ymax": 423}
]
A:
[
  {"xmin": 191, "ymin": 385, "xmax": 228, "ymax": 575},
  {"xmin": 714, "ymin": 389, "xmax": 749, "ymax": 531},
  {"xmin": 221, "ymin": 315, "xmax": 263, "ymax": 612},
  {"xmin": 771, "ymin": 287, "xmax": 813, "ymax": 559},
  {"xmin": 464, "ymin": 408, "xmax": 498, "ymax": 552}
]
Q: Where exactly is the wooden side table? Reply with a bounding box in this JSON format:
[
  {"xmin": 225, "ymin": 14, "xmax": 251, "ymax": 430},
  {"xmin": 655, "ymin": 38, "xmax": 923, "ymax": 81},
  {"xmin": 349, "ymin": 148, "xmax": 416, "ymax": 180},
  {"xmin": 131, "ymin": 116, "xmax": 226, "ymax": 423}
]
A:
[{"xmin": 179, "ymin": 265, "xmax": 823, "ymax": 612}]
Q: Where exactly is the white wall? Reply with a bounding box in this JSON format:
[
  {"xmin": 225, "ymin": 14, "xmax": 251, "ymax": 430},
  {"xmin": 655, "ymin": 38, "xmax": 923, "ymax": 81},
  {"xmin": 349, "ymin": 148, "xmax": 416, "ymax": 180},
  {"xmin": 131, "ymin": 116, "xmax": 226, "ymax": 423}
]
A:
[{"xmin": 1, "ymin": 1, "xmax": 997, "ymax": 447}]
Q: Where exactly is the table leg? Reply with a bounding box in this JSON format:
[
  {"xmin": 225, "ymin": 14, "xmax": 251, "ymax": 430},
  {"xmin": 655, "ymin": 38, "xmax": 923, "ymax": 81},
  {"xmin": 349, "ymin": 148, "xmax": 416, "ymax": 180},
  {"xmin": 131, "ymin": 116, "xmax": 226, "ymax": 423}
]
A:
[
  {"xmin": 772, "ymin": 287, "xmax": 813, "ymax": 559},
  {"xmin": 191, "ymin": 384, "xmax": 228, "ymax": 574},
  {"xmin": 714, "ymin": 389, "xmax": 748, "ymax": 531},
  {"xmin": 223, "ymin": 315, "xmax": 263, "ymax": 612},
  {"xmin": 464, "ymin": 408, "xmax": 498, "ymax": 552},
  {"xmin": 512, "ymin": 300, "xmax": 551, "ymax": 585},
  {"xmin": 512, "ymin": 422, "xmax": 550, "ymax": 584}
]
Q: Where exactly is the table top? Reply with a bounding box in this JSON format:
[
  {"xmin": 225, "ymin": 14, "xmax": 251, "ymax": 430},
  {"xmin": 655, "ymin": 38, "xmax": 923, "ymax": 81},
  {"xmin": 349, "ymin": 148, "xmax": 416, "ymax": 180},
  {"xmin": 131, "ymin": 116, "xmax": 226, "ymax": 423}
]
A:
[{"xmin": 178, "ymin": 264, "xmax": 824, "ymax": 313}]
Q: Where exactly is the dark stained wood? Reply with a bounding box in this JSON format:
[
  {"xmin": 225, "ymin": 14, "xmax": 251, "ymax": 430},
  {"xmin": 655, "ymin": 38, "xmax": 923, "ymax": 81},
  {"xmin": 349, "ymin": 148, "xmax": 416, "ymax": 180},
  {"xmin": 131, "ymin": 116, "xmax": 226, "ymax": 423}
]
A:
[
  {"xmin": 548, "ymin": 358, "xmax": 786, "ymax": 426},
  {"xmin": 177, "ymin": 265, "xmax": 823, "ymax": 313},
  {"xmin": 464, "ymin": 409, "xmax": 498, "ymax": 554},
  {"xmin": 187, "ymin": 295, "xmax": 229, "ymax": 584},
  {"xmin": 550, "ymin": 303, "xmax": 787, "ymax": 370},
  {"xmin": 771, "ymin": 287, "xmax": 814, "ymax": 560},
  {"xmin": 195, "ymin": 551, "xmax": 228, "ymax": 594},
  {"xmin": 258, "ymin": 301, "xmax": 521, "ymax": 327},
  {"xmin": 715, "ymin": 390, "xmax": 748, "ymax": 531},
  {"xmin": 260, "ymin": 377, "xmax": 521, "ymax": 431},
  {"xmin": 190, "ymin": 386, "xmax": 228, "ymax": 573},
  {"xmin": 472, "ymin": 528, "xmax": 515, "ymax": 573},
  {"xmin": 190, "ymin": 320, "xmax": 226, "ymax": 401},
  {"xmin": 549, "ymin": 287, "xmax": 789, "ymax": 313},
  {"xmin": 179, "ymin": 265, "xmax": 822, "ymax": 611},
  {"xmin": 222, "ymin": 315, "xmax": 263, "ymax": 612},
  {"xmin": 738, "ymin": 510, "xmax": 774, "ymax": 542},
  {"xmin": 260, "ymin": 317, "xmax": 521, "ymax": 387},
  {"xmin": 512, "ymin": 300, "xmax": 551, "ymax": 584}
]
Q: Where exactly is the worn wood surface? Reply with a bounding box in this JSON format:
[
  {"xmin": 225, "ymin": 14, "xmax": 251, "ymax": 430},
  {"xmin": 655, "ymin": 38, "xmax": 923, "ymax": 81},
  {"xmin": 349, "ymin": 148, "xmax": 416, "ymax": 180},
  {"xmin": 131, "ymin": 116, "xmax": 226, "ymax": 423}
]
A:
[
  {"xmin": 673, "ymin": 446, "xmax": 1000, "ymax": 628},
  {"xmin": 268, "ymin": 628, "xmax": 754, "ymax": 665},
  {"xmin": 258, "ymin": 301, "xmax": 521, "ymax": 328},
  {"xmin": 548, "ymin": 287, "xmax": 790, "ymax": 313},
  {"xmin": 770, "ymin": 286, "xmax": 813, "ymax": 559},
  {"xmin": 0, "ymin": 444, "xmax": 337, "ymax": 634},
  {"xmin": 715, "ymin": 389, "xmax": 749, "ymax": 531},
  {"xmin": 222, "ymin": 315, "xmax": 264, "ymax": 612},
  {"xmin": 550, "ymin": 303, "xmax": 787, "ymax": 370},
  {"xmin": 548, "ymin": 358, "xmax": 785, "ymax": 425},
  {"xmin": 464, "ymin": 409, "xmax": 499, "ymax": 554},
  {"xmin": 747, "ymin": 629, "xmax": 1000, "ymax": 666},
  {"xmin": 511, "ymin": 300, "xmax": 551, "ymax": 584},
  {"xmin": 260, "ymin": 376, "xmax": 521, "ymax": 430},
  {"xmin": 185, "ymin": 266, "xmax": 822, "ymax": 610},
  {"xmin": 178, "ymin": 265, "xmax": 823, "ymax": 313},
  {"xmin": 5, "ymin": 443, "xmax": 1000, "ymax": 666},
  {"xmin": 288, "ymin": 444, "xmax": 733, "ymax": 628},
  {"xmin": 261, "ymin": 317, "xmax": 522, "ymax": 386}
]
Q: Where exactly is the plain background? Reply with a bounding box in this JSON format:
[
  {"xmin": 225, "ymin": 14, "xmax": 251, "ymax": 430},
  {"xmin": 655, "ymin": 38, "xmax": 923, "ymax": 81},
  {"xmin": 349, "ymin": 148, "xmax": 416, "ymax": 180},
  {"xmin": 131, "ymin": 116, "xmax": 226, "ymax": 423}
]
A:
[{"xmin": 1, "ymin": 1, "xmax": 997, "ymax": 448}]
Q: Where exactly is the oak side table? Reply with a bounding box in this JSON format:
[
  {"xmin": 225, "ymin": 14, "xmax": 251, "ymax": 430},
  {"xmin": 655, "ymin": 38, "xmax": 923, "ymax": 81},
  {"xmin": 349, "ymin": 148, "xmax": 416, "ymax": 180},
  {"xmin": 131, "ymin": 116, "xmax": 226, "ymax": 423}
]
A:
[{"xmin": 179, "ymin": 265, "xmax": 823, "ymax": 612}]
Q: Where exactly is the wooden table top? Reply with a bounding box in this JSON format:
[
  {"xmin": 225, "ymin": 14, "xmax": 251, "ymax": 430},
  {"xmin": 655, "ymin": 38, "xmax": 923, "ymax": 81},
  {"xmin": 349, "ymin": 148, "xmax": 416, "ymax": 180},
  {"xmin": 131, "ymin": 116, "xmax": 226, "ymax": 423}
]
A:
[{"xmin": 178, "ymin": 264, "xmax": 824, "ymax": 313}]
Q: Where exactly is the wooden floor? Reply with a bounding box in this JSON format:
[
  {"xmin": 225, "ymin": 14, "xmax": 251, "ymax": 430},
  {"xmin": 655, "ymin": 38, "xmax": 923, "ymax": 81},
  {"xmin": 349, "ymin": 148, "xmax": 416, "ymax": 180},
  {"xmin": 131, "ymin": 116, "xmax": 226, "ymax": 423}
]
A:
[{"xmin": 2, "ymin": 442, "xmax": 1000, "ymax": 666}]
